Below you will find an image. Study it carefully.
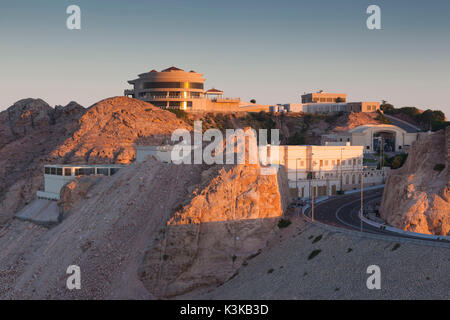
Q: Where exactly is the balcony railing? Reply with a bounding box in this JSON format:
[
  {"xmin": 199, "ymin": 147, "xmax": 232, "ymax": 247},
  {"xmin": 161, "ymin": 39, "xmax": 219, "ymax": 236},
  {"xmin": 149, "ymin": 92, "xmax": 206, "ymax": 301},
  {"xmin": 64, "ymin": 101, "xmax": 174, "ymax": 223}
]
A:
[{"xmin": 140, "ymin": 94, "xmax": 204, "ymax": 100}]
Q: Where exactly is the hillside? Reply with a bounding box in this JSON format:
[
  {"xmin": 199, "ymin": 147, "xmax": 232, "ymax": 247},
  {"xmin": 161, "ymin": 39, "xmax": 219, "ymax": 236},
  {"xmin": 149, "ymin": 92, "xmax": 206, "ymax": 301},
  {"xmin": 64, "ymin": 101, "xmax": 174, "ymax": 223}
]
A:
[
  {"xmin": 187, "ymin": 110, "xmax": 384, "ymax": 145},
  {"xmin": 0, "ymin": 99, "xmax": 385, "ymax": 225},
  {"xmin": 0, "ymin": 141, "xmax": 289, "ymax": 298},
  {"xmin": 0, "ymin": 97, "xmax": 190, "ymax": 224},
  {"xmin": 0, "ymin": 99, "xmax": 85, "ymax": 224},
  {"xmin": 379, "ymin": 127, "xmax": 450, "ymax": 235},
  {"xmin": 186, "ymin": 217, "xmax": 449, "ymax": 300}
]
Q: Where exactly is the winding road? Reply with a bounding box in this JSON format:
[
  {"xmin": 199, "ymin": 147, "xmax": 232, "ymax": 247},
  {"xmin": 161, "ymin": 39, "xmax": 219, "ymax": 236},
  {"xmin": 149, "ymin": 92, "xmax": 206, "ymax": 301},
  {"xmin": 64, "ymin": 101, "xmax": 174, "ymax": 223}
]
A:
[{"xmin": 303, "ymin": 189, "xmax": 450, "ymax": 244}]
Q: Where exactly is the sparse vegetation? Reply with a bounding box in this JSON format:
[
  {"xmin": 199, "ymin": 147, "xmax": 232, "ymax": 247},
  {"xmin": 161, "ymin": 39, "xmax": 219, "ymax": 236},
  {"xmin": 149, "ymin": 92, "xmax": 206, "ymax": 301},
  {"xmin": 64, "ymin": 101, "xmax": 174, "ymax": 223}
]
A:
[
  {"xmin": 287, "ymin": 132, "xmax": 306, "ymax": 145},
  {"xmin": 167, "ymin": 109, "xmax": 192, "ymax": 125},
  {"xmin": 375, "ymin": 110, "xmax": 391, "ymax": 124},
  {"xmin": 385, "ymin": 153, "xmax": 408, "ymax": 169},
  {"xmin": 347, "ymin": 248, "xmax": 353, "ymax": 253},
  {"xmin": 392, "ymin": 243, "xmax": 401, "ymax": 251},
  {"xmin": 267, "ymin": 268, "xmax": 274, "ymax": 274},
  {"xmin": 433, "ymin": 163, "xmax": 445, "ymax": 172},
  {"xmin": 312, "ymin": 235, "xmax": 322, "ymax": 244},
  {"xmin": 381, "ymin": 104, "xmax": 448, "ymax": 131},
  {"xmin": 278, "ymin": 218, "xmax": 292, "ymax": 229},
  {"xmin": 308, "ymin": 249, "xmax": 322, "ymax": 260}
]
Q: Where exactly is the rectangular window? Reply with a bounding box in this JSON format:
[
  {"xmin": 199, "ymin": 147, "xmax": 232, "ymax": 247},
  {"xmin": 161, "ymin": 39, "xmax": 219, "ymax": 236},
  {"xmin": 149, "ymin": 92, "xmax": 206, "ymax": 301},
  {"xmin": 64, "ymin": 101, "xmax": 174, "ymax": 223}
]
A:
[
  {"xmin": 325, "ymin": 160, "xmax": 328, "ymax": 166},
  {"xmin": 97, "ymin": 168, "xmax": 109, "ymax": 176},
  {"xmin": 50, "ymin": 167, "xmax": 56, "ymax": 175},
  {"xmin": 45, "ymin": 167, "xmax": 50, "ymax": 174},
  {"xmin": 56, "ymin": 168, "xmax": 63, "ymax": 176},
  {"xmin": 64, "ymin": 168, "xmax": 72, "ymax": 176},
  {"xmin": 320, "ymin": 160, "xmax": 323, "ymax": 167}
]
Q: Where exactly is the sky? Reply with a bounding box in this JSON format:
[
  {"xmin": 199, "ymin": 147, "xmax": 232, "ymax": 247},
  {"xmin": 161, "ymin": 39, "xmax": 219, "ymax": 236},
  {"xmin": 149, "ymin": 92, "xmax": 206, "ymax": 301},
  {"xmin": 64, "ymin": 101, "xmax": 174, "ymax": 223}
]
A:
[{"xmin": 0, "ymin": 0, "xmax": 449, "ymax": 117}]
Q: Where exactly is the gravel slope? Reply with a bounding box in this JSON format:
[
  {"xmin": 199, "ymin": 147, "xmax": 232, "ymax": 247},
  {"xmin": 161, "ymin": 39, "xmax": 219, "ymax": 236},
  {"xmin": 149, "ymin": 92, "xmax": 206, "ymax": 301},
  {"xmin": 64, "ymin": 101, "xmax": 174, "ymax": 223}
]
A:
[{"xmin": 187, "ymin": 215, "xmax": 450, "ymax": 300}]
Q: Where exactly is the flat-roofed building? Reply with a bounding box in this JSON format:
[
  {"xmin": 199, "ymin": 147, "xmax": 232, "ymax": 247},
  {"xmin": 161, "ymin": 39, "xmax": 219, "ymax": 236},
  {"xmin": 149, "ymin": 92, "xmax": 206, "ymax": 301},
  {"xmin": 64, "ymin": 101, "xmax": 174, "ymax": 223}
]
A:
[
  {"xmin": 268, "ymin": 144, "xmax": 364, "ymax": 197},
  {"xmin": 297, "ymin": 92, "xmax": 380, "ymax": 114},
  {"xmin": 301, "ymin": 92, "xmax": 347, "ymax": 103},
  {"xmin": 37, "ymin": 164, "xmax": 126, "ymax": 200}
]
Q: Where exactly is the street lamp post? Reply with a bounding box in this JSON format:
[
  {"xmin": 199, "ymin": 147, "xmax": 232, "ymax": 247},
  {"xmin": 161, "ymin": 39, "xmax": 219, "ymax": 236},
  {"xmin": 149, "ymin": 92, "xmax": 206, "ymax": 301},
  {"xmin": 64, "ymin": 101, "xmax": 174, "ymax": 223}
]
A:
[{"xmin": 360, "ymin": 168, "xmax": 364, "ymax": 233}]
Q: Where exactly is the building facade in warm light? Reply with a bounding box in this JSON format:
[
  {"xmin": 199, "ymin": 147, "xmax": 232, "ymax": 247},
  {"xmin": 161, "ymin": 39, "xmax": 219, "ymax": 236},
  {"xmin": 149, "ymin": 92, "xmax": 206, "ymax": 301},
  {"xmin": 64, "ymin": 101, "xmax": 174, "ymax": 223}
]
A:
[
  {"xmin": 125, "ymin": 67, "xmax": 206, "ymax": 110},
  {"xmin": 125, "ymin": 66, "xmax": 269, "ymax": 112},
  {"xmin": 276, "ymin": 92, "xmax": 380, "ymax": 114},
  {"xmin": 321, "ymin": 124, "xmax": 421, "ymax": 153},
  {"xmin": 301, "ymin": 92, "xmax": 347, "ymax": 103}
]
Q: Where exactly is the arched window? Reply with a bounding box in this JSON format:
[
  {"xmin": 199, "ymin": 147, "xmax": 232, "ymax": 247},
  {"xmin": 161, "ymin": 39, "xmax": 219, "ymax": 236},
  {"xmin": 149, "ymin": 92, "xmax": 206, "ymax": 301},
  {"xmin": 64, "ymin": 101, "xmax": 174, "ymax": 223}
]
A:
[
  {"xmin": 345, "ymin": 175, "xmax": 350, "ymax": 184},
  {"xmin": 352, "ymin": 175, "xmax": 356, "ymax": 184}
]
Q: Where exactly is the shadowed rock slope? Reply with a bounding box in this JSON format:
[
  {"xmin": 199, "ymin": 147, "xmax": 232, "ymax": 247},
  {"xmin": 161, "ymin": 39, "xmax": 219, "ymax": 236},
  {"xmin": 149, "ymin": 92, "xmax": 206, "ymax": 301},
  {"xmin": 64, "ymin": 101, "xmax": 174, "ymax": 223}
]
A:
[{"xmin": 0, "ymin": 155, "xmax": 289, "ymax": 299}]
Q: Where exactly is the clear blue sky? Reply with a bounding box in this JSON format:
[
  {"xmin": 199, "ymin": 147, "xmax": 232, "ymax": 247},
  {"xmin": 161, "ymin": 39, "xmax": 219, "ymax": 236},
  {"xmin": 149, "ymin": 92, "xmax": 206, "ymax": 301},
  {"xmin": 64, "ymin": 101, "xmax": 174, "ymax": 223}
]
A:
[{"xmin": 0, "ymin": 0, "xmax": 449, "ymax": 117}]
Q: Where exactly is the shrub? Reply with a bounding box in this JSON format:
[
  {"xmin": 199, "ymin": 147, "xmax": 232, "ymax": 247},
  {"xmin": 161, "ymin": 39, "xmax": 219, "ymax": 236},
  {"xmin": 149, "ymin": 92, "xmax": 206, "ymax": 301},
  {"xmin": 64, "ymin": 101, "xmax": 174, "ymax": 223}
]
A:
[
  {"xmin": 312, "ymin": 235, "xmax": 322, "ymax": 244},
  {"xmin": 278, "ymin": 219, "xmax": 292, "ymax": 229},
  {"xmin": 287, "ymin": 132, "xmax": 306, "ymax": 145},
  {"xmin": 433, "ymin": 164, "xmax": 445, "ymax": 172},
  {"xmin": 308, "ymin": 249, "xmax": 321, "ymax": 260}
]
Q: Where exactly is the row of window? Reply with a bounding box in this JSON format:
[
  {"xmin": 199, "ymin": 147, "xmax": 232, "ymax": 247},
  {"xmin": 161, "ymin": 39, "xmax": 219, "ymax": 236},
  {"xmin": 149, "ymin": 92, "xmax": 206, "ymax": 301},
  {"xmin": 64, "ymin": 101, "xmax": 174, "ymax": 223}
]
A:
[
  {"xmin": 148, "ymin": 101, "xmax": 193, "ymax": 108},
  {"xmin": 296, "ymin": 158, "xmax": 362, "ymax": 167},
  {"xmin": 142, "ymin": 82, "xmax": 204, "ymax": 89},
  {"xmin": 139, "ymin": 91, "xmax": 202, "ymax": 99},
  {"xmin": 44, "ymin": 167, "xmax": 121, "ymax": 177}
]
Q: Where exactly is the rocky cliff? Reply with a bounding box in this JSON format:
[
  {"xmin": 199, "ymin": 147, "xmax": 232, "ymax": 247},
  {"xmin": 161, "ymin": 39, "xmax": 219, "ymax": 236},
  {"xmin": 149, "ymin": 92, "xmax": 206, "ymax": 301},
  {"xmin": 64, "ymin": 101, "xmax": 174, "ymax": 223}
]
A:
[
  {"xmin": 138, "ymin": 162, "xmax": 289, "ymax": 298},
  {"xmin": 0, "ymin": 97, "xmax": 190, "ymax": 224},
  {"xmin": 0, "ymin": 99, "xmax": 85, "ymax": 223},
  {"xmin": 379, "ymin": 128, "xmax": 450, "ymax": 235}
]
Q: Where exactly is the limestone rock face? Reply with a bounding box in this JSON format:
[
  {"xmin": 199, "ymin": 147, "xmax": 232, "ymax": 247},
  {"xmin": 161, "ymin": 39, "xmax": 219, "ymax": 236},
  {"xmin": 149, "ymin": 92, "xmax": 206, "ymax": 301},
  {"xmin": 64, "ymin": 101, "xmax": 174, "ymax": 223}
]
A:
[
  {"xmin": 52, "ymin": 96, "xmax": 191, "ymax": 164},
  {"xmin": 58, "ymin": 175, "xmax": 104, "ymax": 216},
  {"xmin": 138, "ymin": 162, "xmax": 290, "ymax": 298},
  {"xmin": 379, "ymin": 128, "xmax": 450, "ymax": 235}
]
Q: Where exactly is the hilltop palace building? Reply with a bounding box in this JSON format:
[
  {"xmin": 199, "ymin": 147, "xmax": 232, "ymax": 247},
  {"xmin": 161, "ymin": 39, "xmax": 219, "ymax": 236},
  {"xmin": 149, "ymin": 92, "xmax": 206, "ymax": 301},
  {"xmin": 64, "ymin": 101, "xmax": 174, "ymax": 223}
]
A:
[{"xmin": 124, "ymin": 66, "xmax": 269, "ymax": 112}]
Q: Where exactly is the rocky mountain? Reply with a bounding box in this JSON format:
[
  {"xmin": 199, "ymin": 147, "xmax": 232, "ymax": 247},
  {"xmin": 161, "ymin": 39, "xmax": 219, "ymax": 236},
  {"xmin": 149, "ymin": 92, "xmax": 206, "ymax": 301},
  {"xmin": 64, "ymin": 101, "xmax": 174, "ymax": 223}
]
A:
[
  {"xmin": 0, "ymin": 135, "xmax": 289, "ymax": 298},
  {"xmin": 379, "ymin": 127, "xmax": 450, "ymax": 235},
  {"xmin": 0, "ymin": 99, "xmax": 85, "ymax": 224},
  {"xmin": 0, "ymin": 97, "xmax": 190, "ymax": 224}
]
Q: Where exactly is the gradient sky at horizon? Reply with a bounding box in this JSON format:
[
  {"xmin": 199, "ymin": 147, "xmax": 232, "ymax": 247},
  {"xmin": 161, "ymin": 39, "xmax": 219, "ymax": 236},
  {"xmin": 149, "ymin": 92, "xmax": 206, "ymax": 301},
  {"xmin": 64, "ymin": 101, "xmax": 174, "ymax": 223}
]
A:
[{"xmin": 0, "ymin": 0, "xmax": 449, "ymax": 117}]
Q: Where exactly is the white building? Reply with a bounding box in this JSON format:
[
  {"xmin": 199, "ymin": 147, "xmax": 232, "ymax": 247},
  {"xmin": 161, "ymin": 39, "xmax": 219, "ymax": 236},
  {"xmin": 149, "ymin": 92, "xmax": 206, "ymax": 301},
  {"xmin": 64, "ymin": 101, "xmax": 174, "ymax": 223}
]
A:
[
  {"xmin": 267, "ymin": 143, "xmax": 372, "ymax": 198},
  {"xmin": 135, "ymin": 141, "xmax": 387, "ymax": 199},
  {"xmin": 37, "ymin": 164, "xmax": 126, "ymax": 200},
  {"xmin": 321, "ymin": 124, "xmax": 421, "ymax": 153}
]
